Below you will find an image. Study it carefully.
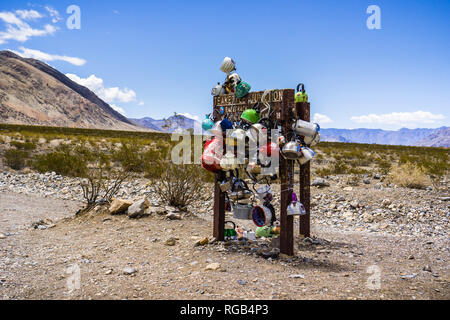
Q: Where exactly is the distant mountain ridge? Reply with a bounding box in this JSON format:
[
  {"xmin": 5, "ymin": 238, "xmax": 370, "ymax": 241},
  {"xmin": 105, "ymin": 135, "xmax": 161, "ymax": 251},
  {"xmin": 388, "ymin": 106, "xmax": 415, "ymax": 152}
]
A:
[
  {"xmin": 134, "ymin": 114, "xmax": 448, "ymax": 147},
  {"xmin": 0, "ymin": 50, "xmax": 145, "ymax": 131},
  {"xmin": 416, "ymin": 127, "xmax": 450, "ymax": 147},
  {"xmin": 131, "ymin": 114, "xmax": 200, "ymax": 133},
  {"xmin": 320, "ymin": 127, "xmax": 449, "ymax": 147}
]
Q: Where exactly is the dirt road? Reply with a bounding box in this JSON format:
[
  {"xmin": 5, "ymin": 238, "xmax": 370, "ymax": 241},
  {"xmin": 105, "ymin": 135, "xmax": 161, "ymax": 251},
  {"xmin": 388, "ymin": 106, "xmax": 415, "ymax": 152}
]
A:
[{"xmin": 0, "ymin": 191, "xmax": 448, "ymax": 300}]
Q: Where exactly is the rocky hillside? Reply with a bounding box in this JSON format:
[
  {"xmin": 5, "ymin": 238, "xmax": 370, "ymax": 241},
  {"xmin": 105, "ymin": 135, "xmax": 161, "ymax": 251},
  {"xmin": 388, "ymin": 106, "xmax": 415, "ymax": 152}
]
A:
[
  {"xmin": 416, "ymin": 127, "xmax": 450, "ymax": 147},
  {"xmin": 321, "ymin": 127, "xmax": 449, "ymax": 147},
  {"xmin": 0, "ymin": 51, "xmax": 144, "ymax": 131},
  {"xmin": 131, "ymin": 114, "xmax": 200, "ymax": 133}
]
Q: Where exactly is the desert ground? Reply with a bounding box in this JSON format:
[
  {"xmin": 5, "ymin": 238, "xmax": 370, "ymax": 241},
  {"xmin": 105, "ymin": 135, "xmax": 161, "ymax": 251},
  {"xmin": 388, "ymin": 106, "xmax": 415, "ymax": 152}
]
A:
[
  {"xmin": 0, "ymin": 127, "xmax": 448, "ymax": 300},
  {"xmin": 0, "ymin": 171, "xmax": 448, "ymax": 300}
]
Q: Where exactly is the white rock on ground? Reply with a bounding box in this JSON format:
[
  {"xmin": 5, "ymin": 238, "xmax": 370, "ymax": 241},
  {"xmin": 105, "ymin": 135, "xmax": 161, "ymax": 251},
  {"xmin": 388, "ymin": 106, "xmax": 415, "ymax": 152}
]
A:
[{"xmin": 127, "ymin": 198, "xmax": 150, "ymax": 218}]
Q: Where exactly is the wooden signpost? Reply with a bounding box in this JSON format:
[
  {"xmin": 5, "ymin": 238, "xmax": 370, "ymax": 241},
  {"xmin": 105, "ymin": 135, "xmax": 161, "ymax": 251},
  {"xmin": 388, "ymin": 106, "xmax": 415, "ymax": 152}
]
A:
[{"xmin": 212, "ymin": 88, "xmax": 311, "ymax": 256}]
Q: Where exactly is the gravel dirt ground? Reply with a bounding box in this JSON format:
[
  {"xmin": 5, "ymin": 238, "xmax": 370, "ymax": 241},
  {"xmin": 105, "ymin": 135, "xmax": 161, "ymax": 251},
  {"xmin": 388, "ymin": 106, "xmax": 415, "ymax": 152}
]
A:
[{"xmin": 0, "ymin": 186, "xmax": 448, "ymax": 300}]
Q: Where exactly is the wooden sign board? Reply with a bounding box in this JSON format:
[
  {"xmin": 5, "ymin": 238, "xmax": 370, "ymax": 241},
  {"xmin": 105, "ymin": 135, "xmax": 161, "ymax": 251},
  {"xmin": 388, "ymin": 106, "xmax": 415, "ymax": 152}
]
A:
[
  {"xmin": 213, "ymin": 89, "xmax": 286, "ymax": 122},
  {"xmin": 211, "ymin": 88, "xmax": 311, "ymax": 256}
]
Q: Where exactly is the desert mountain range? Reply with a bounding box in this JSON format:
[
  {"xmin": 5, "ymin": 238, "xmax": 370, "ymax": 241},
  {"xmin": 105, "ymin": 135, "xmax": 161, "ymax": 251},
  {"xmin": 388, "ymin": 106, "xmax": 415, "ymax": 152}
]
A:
[
  {"xmin": 0, "ymin": 50, "xmax": 447, "ymax": 147},
  {"xmin": 0, "ymin": 51, "xmax": 143, "ymax": 131}
]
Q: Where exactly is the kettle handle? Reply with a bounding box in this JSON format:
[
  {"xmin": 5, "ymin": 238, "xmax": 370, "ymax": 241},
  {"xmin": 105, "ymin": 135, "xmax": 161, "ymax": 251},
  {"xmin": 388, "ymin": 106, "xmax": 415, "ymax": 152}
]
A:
[
  {"xmin": 296, "ymin": 83, "xmax": 305, "ymax": 93},
  {"xmin": 252, "ymin": 102, "xmax": 261, "ymax": 113},
  {"xmin": 252, "ymin": 181, "xmax": 258, "ymax": 193},
  {"xmin": 225, "ymin": 221, "xmax": 236, "ymax": 230},
  {"xmin": 292, "ymin": 192, "xmax": 298, "ymax": 203},
  {"xmin": 245, "ymin": 168, "xmax": 258, "ymax": 183},
  {"xmin": 253, "ymin": 177, "xmax": 270, "ymax": 192},
  {"xmin": 212, "ymin": 108, "xmax": 222, "ymax": 121},
  {"xmin": 240, "ymin": 179, "xmax": 250, "ymax": 191}
]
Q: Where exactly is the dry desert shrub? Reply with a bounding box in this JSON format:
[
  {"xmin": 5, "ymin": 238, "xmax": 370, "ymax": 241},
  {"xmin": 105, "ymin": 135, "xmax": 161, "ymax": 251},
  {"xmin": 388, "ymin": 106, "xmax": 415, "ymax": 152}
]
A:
[
  {"xmin": 389, "ymin": 162, "xmax": 431, "ymax": 189},
  {"xmin": 4, "ymin": 149, "xmax": 29, "ymax": 170},
  {"xmin": 151, "ymin": 162, "xmax": 208, "ymax": 209}
]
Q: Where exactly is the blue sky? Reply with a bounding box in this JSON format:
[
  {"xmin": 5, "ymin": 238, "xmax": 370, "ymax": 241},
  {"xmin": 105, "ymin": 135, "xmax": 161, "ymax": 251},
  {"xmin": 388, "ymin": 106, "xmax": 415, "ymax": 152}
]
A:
[{"xmin": 0, "ymin": 0, "xmax": 449, "ymax": 130}]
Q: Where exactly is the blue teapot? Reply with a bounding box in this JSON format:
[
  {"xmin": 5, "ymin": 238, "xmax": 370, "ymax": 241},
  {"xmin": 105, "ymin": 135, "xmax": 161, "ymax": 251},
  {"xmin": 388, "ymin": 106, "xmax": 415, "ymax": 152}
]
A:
[{"xmin": 202, "ymin": 114, "xmax": 214, "ymax": 132}]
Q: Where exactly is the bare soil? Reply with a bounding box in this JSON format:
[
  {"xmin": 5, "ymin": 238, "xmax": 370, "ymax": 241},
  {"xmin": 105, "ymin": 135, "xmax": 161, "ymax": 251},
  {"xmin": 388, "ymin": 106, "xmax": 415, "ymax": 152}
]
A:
[{"xmin": 0, "ymin": 190, "xmax": 448, "ymax": 300}]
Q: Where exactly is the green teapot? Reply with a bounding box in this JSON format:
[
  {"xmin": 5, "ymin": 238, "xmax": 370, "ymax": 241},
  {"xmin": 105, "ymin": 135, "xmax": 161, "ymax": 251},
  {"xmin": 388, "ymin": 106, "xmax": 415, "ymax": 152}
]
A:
[
  {"xmin": 235, "ymin": 81, "xmax": 251, "ymax": 99},
  {"xmin": 255, "ymin": 226, "xmax": 272, "ymax": 238},
  {"xmin": 241, "ymin": 108, "xmax": 260, "ymax": 124},
  {"xmin": 295, "ymin": 83, "xmax": 308, "ymax": 103},
  {"xmin": 224, "ymin": 221, "xmax": 237, "ymax": 240}
]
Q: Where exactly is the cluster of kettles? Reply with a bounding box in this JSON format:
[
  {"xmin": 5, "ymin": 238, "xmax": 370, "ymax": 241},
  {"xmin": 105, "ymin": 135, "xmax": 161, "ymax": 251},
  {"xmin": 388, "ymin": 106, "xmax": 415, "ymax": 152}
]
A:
[{"xmin": 201, "ymin": 57, "xmax": 321, "ymax": 230}]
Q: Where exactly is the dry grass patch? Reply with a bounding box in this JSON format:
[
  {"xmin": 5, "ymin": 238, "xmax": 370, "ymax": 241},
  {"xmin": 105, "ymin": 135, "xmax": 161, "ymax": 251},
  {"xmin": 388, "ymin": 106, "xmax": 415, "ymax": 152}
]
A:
[{"xmin": 389, "ymin": 162, "xmax": 431, "ymax": 189}]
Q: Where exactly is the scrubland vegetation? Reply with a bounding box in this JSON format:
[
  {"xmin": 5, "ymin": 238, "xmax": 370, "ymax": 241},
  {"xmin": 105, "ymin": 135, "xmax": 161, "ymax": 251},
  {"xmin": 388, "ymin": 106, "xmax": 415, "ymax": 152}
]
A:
[
  {"xmin": 314, "ymin": 142, "xmax": 448, "ymax": 189},
  {"xmin": 0, "ymin": 124, "xmax": 215, "ymax": 208},
  {"xmin": 0, "ymin": 124, "xmax": 448, "ymax": 197}
]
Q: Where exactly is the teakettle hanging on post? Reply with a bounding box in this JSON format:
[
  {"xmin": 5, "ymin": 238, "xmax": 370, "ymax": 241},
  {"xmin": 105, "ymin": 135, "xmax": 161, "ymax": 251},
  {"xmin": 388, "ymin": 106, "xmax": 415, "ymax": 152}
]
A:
[
  {"xmin": 226, "ymin": 128, "xmax": 247, "ymax": 147},
  {"xmin": 211, "ymin": 82, "xmax": 226, "ymax": 96},
  {"xmin": 202, "ymin": 114, "xmax": 214, "ymax": 132},
  {"xmin": 287, "ymin": 192, "xmax": 307, "ymax": 216},
  {"xmin": 281, "ymin": 137, "xmax": 302, "ymax": 160},
  {"xmin": 220, "ymin": 151, "xmax": 239, "ymax": 171},
  {"xmin": 247, "ymin": 123, "xmax": 267, "ymax": 145},
  {"xmin": 303, "ymin": 132, "xmax": 320, "ymax": 147},
  {"xmin": 220, "ymin": 57, "xmax": 236, "ymax": 74},
  {"xmin": 220, "ymin": 117, "xmax": 234, "ymax": 132},
  {"xmin": 295, "ymin": 83, "xmax": 308, "ymax": 103},
  {"xmin": 251, "ymin": 205, "xmax": 272, "ymax": 227},
  {"xmin": 240, "ymin": 108, "xmax": 260, "ymax": 125},
  {"xmin": 228, "ymin": 73, "xmax": 241, "ymax": 86},
  {"xmin": 298, "ymin": 146, "xmax": 316, "ymax": 165},
  {"xmin": 292, "ymin": 119, "xmax": 320, "ymax": 137},
  {"xmin": 201, "ymin": 138, "xmax": 223, "ymax": 173},
  {"xmin": 235, "ymin": 81, "xmax": 251, "ymax": 99}
]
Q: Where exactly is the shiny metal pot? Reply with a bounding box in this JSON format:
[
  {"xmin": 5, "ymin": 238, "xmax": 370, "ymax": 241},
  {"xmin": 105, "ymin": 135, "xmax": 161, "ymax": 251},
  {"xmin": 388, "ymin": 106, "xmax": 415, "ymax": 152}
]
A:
[
  {"xmin": 281, "ymin": 140, "xmax": 302, "ymax": 160},
  {"xmin": 303, "ymin": 132, "xmax": 320, "ymax": 147},
  {"xmin": 298, "ymin": 146, "xmax": 316, "ymax": 165},
  {"xmin": 292, "ymin": 119, "xmax": 320, "ymax": 137},
  {"xmin": 247, "ymin": 123, "xmax": 267, "ymax": 145},
  {"xmin": 220, "ymin": 151, "xmax": 239, "ymax": 171}
]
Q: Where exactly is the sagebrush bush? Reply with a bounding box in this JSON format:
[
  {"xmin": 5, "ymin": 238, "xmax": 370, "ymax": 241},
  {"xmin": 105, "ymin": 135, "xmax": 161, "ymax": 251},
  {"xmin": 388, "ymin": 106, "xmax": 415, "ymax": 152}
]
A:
[
  {"xmin": 32, "ymin": 151, "xmax": 88, "ymax": 177},
  {"xmin": 112, "ymin": 143, "xmax": 144, "ymax": 172},
  {"xmin": 152, "ymin": 163, "xmax": 209, "ymax": 209},
  {"xmin": 4, "ymin": 149, "xmax": 29, "ymax": 170},
  {"xmin": 375, "ymin": 158, "xmax": 392, "ymax": 175},
  {"xmin": 10, "ymin": 141, "xmax": 36, "ymax": 150},
  {"xmin": 389, "ymin": 162, "xmax": 431, "ymax": 189},
  {"xmin": 315, "ymin": 166, "xmax": 332, "ymax": 177},
  {"xmin": 143, "ymin": 159, "xmax": 165, "ymax": 179}
]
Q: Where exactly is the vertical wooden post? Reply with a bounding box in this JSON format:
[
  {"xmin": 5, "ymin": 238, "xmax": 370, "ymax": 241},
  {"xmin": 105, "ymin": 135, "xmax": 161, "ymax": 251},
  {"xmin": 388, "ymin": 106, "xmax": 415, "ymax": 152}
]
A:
[
  {"xmin": 213, "ymin": 170, "xmax": 225, "ymax": 240},
  {"xmin": 297, "ymin": 102, "xmax": 311, "ymax": 238},
  {"xmin": 280, "ymin": 90, "xmax": 295, "ymax": 256}
]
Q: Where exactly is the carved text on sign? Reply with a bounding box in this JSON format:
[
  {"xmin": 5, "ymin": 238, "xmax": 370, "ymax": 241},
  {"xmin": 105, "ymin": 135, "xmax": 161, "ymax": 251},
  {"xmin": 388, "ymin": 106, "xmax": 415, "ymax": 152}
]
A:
[
  {"xmin": 213, "ymin": 90, "xmax": 285, "ymax": 121},
  {"xmin": 213, "ymin": 90, "xmax": 283, "ymax": 107}
]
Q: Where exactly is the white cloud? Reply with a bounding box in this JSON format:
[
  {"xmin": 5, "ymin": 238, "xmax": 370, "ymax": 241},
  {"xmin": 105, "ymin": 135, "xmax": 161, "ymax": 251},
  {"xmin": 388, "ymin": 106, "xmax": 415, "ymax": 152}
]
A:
[
  {"xmin": 0, "ymin": 10, "xmax": 57, "ymax": 44},
  {"xmin": 15, "ymin": 10, "xmax": 42, "ymax": 20},
  {"xmin": 138, "ymin": 101, "xmax": 145, "ymax": 106},
  {"xmin": 313, "ymin": 113, "xmax": 333, "ymax": 125},
  {"xmin": 66, "ymin": 73, "xmax": 137, "ymax": 104},
  {"xmin": 44, "ymin": 6, "xmax": 62, "ymax": 23},
  {"xmin": 110, "ymin": 104, "xmax": 126, "ymax": 116},
  {"xmin": 351, "ymin": 111, "xmax": 445, "ymax": 125},
  {"xmin": 13, "ymin": 47, "xmax": 86, "ymax": 66}
]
